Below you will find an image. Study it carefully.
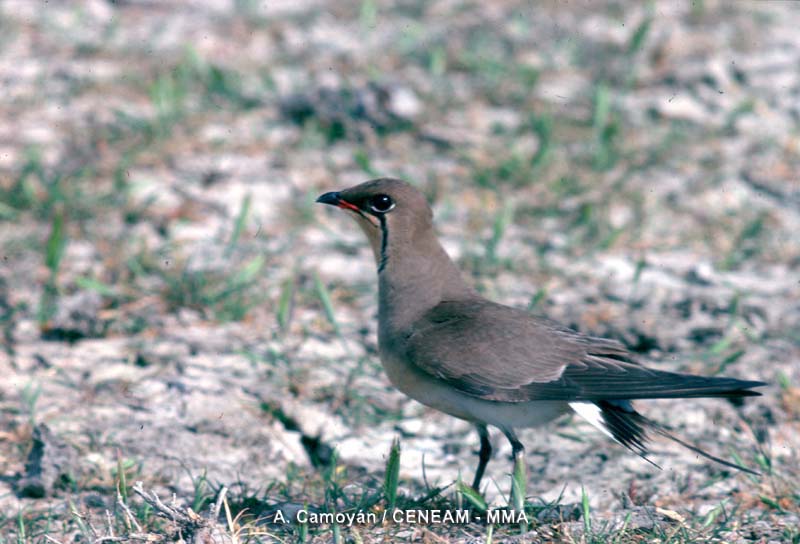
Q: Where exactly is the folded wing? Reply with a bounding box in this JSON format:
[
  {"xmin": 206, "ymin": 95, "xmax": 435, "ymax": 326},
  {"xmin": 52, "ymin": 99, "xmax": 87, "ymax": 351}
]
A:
[{"xmin": 404, "ymin": 300, "xmax": 765, "ymax": 402}]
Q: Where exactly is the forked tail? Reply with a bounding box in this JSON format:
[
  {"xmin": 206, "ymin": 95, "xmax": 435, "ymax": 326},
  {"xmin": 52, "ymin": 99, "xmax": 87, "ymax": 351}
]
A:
[{"xmin": 569, "ymin": 399, "xmax": 761, "ymax": 475}]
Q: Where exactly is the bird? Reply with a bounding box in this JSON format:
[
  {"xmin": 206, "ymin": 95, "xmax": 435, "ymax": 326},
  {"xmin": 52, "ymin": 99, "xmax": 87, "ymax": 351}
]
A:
[{"xmin": 316, "ymin": 177, "xmax": 766, "ymax": 492}]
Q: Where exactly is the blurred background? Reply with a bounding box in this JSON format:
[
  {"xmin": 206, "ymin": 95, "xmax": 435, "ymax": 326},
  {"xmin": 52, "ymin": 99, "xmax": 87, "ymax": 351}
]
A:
[{"xmin": 0, "ymin": 0, "xmax": 798, "ymax": 541}]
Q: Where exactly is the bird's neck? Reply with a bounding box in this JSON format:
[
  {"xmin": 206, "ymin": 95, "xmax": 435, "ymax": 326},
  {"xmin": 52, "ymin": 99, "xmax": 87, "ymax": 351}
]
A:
[{"xmin": 377, "ymin": 231, "xmax": 475, "ymax": 332}]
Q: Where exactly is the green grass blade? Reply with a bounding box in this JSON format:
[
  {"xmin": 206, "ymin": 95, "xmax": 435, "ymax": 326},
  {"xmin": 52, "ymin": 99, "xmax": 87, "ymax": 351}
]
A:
[
  {"xmin": 592, "ymin": 83, "xmax": 610, "ymax": 144},
  {"xmin": 627, "ymin": 17, "xmax": 652, "ymax": 56},
  {"xmin": 227, "ymin": 193, "xmax": 252, "ymax": 255},
  {"xmin": 314, "ymin": 271, "xmax": 341, "ymax": 336},
  {"xmin": 456, "ymin": 480, "xmax": 488, "ymax": 512},
  {"xmin": 510, "ymin": 454, "xmax": 527, "ymax": 533},
  {"xmin": 582, "ymin": 485, "xmax": 592, "ymax": 536},
  {"xmin": 529, "ymin": 114, "xmax": 552, "ymax": 171},
  {"xmin": 39, "ymin": 207, "xmax": 67, "ymax": 327},
  {"xmin": 383, "ymin": 437, "xmax": 401, "ymax": 511},
  {"xmin": 528, "ymin": 287, "xmax": 547, "ymax": 310},
  {"xmin": 16, "ymin": 509, "xmax": 26, "ymax": 544},
  {"xmin": 297, "ymin": 513, "xmax": 308, "ymax": 543},
  {"xmin": 702, "ymin": 500, "xmax": 727, "ymax": 528},
  {"xmin": 277, "ymin": 276, "xmax": 295, "ymax": 332},
  {"xmin": 777, "ymin": 372, "xmax": 791, "ymax": 391},
  {"xmin": 759, "ymin": 495, "xmax": 784, "ymax": 512},
  {"xmin": 116, "ymin": 450, "xmax": 128, "ymax": 502},
  {"xmin": 486, "ymin": 201, "xmax": 514, "ymax": 264},
  {"xmin": 232, "ymin": 254, "xmax": 265, "ymax": 285},
  {"xmin": 75, "ymin": 276, "xmax": 118, "ymax": 298},
  {"xmin": 45, "ymin": 207, "xmax": 67, "ymax": 276}
]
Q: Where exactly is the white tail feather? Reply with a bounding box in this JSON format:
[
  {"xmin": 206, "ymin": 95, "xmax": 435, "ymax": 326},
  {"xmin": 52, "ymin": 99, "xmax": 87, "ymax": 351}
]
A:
[{"xmin": 569, "ymin": 401, "xmax": 613, "ymax": 439}]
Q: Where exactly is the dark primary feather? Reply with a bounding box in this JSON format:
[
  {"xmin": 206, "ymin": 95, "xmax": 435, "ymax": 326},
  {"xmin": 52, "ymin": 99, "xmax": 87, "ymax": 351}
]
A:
[
  {"xmin": 404, "ymin": 300, "xmax": 766, "ymax": 402},
  {"xmin": 596, "ymin": 400, "xmax": 651, "ymax": 460},
  {"xmin": 596, "ymin": 400, "xmax": 760, "ymax": 475}
]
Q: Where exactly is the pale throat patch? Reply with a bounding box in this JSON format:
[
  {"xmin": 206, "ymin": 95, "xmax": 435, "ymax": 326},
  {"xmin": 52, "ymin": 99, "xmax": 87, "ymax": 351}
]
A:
[{"xmin": 348, "ymin": 210, "xmax": 386, "ymax": 269}]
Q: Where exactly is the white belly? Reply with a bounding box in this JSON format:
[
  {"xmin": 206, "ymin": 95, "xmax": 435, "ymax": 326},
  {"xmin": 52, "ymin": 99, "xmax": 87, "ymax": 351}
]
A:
[{"xmin": 380, "ymin": 349, "xmax": 568, "ymax": 430}]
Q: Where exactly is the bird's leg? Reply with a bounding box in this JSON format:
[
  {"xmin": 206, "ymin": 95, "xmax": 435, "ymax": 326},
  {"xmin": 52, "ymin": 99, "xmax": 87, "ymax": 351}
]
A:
[
  {"xmin": 503, "ymin": 429, "xmax": 528, "ymax": 530},
  {"xmin": 471, "ymin": 424, "xmax": 492, "ymax": 491}
]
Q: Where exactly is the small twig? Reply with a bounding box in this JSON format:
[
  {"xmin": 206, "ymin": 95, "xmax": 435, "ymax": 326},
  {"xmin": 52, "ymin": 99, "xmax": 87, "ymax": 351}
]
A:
[
  {"xmin": 132, "ymin": 481, "xmax": 199, "ymax": 525},
  {"xmin": 131, "ymin": 481, "xmax": 214, "ymax": 543},
  {"xmin": 44, "ymin": 536, "xmax": 65, "ymax": 544},
  {"xmin": 97, "ymin": 535, "xmax": 154, "ymax": 543},
  {"xmin": 72, "ymin": 507, "xmax": 100, "ymax": 539},
  {"xmin": 105, "ymin": 510, "xmax": 115, "ymax": 539},
  {"xmin": 223, "ymin": 495, "xmax": 239, "ymax": 544},
  {"xmin": 117, "ymin": 489, "xmax": 143, "ymax": 532}
]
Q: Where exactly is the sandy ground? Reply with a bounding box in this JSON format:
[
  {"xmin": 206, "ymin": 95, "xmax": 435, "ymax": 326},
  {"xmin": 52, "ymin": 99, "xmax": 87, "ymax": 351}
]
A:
[{"xmin": 0, "ymin": 0, "xmax": 799, "ymax": 542}]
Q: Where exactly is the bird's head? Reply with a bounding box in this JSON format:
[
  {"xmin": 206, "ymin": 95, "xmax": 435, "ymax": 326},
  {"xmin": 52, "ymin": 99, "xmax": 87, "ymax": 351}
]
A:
[{"xmin": 316, "ymin": 178, "xmax": 433, "ymax": 269}]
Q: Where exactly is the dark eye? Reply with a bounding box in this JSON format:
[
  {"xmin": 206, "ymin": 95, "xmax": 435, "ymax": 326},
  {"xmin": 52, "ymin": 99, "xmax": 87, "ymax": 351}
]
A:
[{"xmin": 368, "ymin": 194, "xmax": 395, "ymax": 214}]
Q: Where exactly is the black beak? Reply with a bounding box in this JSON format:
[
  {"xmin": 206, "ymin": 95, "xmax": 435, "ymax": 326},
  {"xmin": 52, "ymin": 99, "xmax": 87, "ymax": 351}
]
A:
[
  {"xmin": 316, "ymin": 191, "xmax": 343, "ymax": 206},
  {"xmin": 316, "ymin": 191, "xmax": 361, "ymax": 213}
]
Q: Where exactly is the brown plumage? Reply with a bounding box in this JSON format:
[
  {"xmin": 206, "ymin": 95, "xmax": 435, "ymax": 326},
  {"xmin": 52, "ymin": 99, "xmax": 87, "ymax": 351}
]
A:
[{"xmin": 317, "ymin": 178, "xmax": 766, "ymax": 490}]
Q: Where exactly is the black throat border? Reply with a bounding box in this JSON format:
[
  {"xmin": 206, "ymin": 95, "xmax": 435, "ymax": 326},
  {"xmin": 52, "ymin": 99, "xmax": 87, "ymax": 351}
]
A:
[{"xmin": 377, "ymin": 214, "xmax": 389, "ymax": 273}]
